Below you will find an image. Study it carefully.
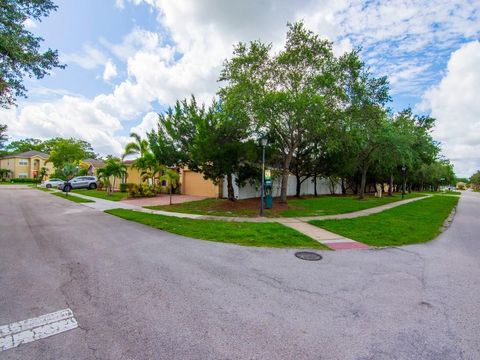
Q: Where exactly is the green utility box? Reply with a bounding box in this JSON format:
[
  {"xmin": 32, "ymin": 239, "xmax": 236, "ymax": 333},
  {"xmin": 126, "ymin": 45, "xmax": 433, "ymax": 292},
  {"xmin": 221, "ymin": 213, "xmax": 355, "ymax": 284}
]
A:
[{"xmin": 265, "ymin": 194, "xmax": 273, "ymax": 209}]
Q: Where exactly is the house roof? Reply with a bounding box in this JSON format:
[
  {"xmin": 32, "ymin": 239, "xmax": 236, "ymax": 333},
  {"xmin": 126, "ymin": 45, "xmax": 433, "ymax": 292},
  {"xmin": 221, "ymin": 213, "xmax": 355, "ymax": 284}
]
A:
[
  {"xmin": 1, "ymin": 150, "xmax": 49, "ymax": 159},
  {"xmin": 83, "ymin": 158, "xmax": 105, "ymax": 167}
]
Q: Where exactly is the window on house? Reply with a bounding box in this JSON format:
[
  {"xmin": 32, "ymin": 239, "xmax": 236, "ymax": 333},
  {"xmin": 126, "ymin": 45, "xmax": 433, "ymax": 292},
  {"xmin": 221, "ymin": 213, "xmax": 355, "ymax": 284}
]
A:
[
  {"xmin": 18, "ymin": 173, "xmax": 28, "ymax": 178},
  {"xmin": 19, "ymin": 159, "xmax": 28, "ymax": 165}
]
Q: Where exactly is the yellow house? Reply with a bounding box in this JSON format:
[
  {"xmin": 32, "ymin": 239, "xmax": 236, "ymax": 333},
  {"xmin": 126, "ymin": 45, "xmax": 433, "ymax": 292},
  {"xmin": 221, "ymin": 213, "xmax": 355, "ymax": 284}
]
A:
[
  {"xmin": 180, "ymin": 168, "xmax": 222, "ymax": 198},
  {"xmin": 81, "ymin": 159, "xmax": 142, "ymax": 189},
  {"xmin": 122, "ymin": 160, "xmax": 142, "ymax": 184},
  {"xmin": 0, "ymin": 151, "xmax": 54, "ymax": 179}
]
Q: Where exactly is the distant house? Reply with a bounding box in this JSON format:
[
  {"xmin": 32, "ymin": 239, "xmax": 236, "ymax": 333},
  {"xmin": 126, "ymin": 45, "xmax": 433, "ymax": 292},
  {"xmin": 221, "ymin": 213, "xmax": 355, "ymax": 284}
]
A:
[
  {"xmin": 82, "ymin": 158, "xmax": 105, "ymax": 175},
  {"xmin": 0, "ymin": 151, "xmax": 54, "ymax": 179}
]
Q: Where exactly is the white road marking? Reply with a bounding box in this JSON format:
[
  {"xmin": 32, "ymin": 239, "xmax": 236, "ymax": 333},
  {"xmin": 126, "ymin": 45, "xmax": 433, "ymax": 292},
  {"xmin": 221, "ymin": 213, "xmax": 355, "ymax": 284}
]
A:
[{"xmin": 0, "ymin": 308, "xmax": 78, "ymax": 352}]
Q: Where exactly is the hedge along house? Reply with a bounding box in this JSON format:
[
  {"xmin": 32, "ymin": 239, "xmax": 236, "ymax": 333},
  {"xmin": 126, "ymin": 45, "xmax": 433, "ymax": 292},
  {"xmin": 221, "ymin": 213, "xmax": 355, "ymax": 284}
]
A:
[{"xmin": 0, "ymin": 151, "xmax": 54, "ymax": 179}]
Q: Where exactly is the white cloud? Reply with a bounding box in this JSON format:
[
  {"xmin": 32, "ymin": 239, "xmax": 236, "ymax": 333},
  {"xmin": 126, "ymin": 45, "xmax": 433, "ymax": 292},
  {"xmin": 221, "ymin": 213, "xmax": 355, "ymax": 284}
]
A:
[
  {"xmin": 2, "ymin": 96, "xmax": 125, "ymax": 156},
  {"xmin": 115, "ymin": 0, "xmax": 125, "ymax": 9},
  {"xmin": 420, "ymin": 41, "xmax": 480, "ymax": 177},
  {"xmin": 102, "ymin": 59, "xmax": 118, "ymax": 81},
  {"xmin": 130, "ymin": 111, "xmax": 159, "ymax": 138},
  {"xmin": 63, "ymin": 44, "xmax": 107, "ymax": 70},
  {"xmin": 23, "ymin": 18, "xmax": 37, "ymax": 29}
]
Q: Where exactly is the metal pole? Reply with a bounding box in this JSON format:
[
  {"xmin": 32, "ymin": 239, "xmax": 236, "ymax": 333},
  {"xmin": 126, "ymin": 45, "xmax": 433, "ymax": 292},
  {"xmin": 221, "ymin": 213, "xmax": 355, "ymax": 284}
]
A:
[
  {"xmin": 260, "ymin": 145, "xmax": 265, "ymax": 216},
  {"xmin": 402, "ymin": 169, "xmax": 405, "ymax": 199}
]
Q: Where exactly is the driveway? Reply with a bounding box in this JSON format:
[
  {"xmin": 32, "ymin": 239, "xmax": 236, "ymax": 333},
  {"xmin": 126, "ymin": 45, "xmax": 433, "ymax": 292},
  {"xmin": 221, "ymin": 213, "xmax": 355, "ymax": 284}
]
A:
[{"xmin": 0, "ymin": 187, "xmax": 479, "ymax": 359}]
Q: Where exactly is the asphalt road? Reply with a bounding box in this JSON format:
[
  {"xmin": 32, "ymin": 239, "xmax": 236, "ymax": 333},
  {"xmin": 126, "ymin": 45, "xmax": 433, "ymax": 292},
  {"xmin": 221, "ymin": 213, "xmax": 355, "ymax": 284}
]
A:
[{"xmin": 1, "ymin": 186, "xmax": 479, "ymax": 360}]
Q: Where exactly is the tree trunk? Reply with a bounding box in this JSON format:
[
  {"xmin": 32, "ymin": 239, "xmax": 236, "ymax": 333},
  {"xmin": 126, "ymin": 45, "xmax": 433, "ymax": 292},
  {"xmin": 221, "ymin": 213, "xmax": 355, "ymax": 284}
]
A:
[
  {"xmin": 341, "ymin": 178, "xmax": 346, "ymax": 195},
  {"xmin": 353, "ymin": 182, "xmax": 358, "ymax": 195},
  {"xmin": 280, "ymin": 152, "xmax": 293, "ymax": 203},
  {"xmin": 226, "ymin": 173, "xmax": 235, "ymax": 201},
  {"xmin": 169, "ymin": 186, "xmax": 172, "ymax": 205},
  {"xmin": 359, "ymin": 166, "xmax": 368, "ymax": 200},
  {"xmin": 295, "ymin": 174, "xmax": 301, "ymax": 198},
  {"xmin": 314, "ymin": 176, "xmax": 318, "ymax": 197},
  {"xmin": 388, "ymin": 174, "xmax": 393, "ymax": 196}
]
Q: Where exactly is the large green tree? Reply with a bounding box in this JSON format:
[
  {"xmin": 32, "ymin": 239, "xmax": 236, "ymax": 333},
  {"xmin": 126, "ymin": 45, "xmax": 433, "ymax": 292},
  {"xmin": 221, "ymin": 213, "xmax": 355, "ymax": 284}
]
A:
[
  {"xmin": 337, "ymin": 55, "xmax": 391, "ymax": 199},
  {"xmin": 46, "ymin": 139, "xmax": 88, "ymax": 168},
  {"xmin": 470, "ymin": 170, "xmax": 480, "ymax": 190},
  {"xmin": 0, "ymin": 0, "xmax": 64, "ymax": 107},
  {"xmin": 219, "ymin": 22, "xmax": 341, "ymax": 203},
  {"xmin": 149, "ymin": 97, "xmax": 203, "ymax": 168},
  {"xmin": 5, "ymin": 137, "xmax": 43, "ymax": 152},
  {"xmin": 4, "ymin": 137, "xmax": 97, "ymax": 158},
  {"xmin": 148, "ymin": 98, "xmax": 254, "ymax": 200},
  {"xmin": 188, "ymin": 101, "xmax": 253, "ymax": 201}
]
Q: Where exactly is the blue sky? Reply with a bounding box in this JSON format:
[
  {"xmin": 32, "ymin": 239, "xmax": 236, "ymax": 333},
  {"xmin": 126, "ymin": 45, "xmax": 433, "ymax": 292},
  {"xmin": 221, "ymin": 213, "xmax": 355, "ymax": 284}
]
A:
[{"xmin": 3, "ymin": 0, "xmax": 480, "ymax": 176}]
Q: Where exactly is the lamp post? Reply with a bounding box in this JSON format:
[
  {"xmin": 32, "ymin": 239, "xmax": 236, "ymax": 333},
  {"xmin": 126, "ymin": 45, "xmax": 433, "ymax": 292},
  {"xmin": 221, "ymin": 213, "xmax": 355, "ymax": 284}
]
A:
[
  {"xmin": 259, "ymin": 136, "xmax": 268, "ymax": 217},
  {"xmin": 401, "ymin": 166, "xmax": 406, "ymax": 199}
]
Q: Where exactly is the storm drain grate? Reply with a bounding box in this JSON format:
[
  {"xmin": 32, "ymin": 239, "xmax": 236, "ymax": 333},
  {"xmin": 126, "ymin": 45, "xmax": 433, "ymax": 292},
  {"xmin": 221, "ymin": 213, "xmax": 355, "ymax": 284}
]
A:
[{"xmin": 295, "ymin": 251, "xmax": 322, "ymax": 261}]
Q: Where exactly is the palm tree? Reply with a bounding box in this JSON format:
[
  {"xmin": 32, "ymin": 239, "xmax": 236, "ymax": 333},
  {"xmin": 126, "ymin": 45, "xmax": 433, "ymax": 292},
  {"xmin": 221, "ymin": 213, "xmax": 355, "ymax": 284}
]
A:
[
  {"xmin": 138, "ymin": 152, "xmax": 163, "ymax": 185},
  {"xmin": 97, "ymin": 157, "xmax": 127, "ymax": 195},
  {"xmin": 160, "ymin": 168, "xmax": 180, "ymax": 205},
  {"xmin": 123, "ymin": 132, "xmax": 149, "ymax": 159},
  {"xmin": 123, "ymin": 132, "xmax": 154, "ymax": 184}
]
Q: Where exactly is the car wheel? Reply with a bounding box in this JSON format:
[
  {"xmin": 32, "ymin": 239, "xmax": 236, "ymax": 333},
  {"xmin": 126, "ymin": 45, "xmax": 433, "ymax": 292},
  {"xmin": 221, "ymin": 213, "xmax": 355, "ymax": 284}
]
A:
[
  {"xmin": 89, "ymin": 183, "xmax": 97, "ymax": 190},
  {"xmin": 46, "ymin": 184, "xmax": 52, "ymax": 188}
]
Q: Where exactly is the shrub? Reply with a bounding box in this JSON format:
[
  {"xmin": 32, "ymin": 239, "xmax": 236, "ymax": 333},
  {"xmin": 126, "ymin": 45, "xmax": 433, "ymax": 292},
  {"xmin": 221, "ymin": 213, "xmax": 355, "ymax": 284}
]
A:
[
  {"xmin": 127, "ymin": 183, "xmax": 158, "ymax": 198},
  {"xmin": 120, "ymin": 183, "xmax": 128, "ymax": 193},
  {"xmin": 11, "ymin": 178, "xmax": 37, "ymax": 183},
  {"xmin": 456, "ymin": 182, "xmax": 466, "ymax": 190}
]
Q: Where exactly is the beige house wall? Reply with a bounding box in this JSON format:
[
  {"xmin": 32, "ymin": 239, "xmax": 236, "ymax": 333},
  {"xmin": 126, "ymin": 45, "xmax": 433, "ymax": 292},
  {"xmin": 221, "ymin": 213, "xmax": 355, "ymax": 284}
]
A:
[
  {"xmin": 126, "ymin": 166, "xmax": 142, "ymax": 184},
  {"xmin": 181, "ymin": 169, "xmax": 220, "ymax": 198}
]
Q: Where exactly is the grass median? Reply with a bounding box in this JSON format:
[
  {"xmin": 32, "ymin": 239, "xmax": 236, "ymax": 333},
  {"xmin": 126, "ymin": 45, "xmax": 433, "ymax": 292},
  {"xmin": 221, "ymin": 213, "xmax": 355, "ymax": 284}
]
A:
[
  {"xmin": 310, "ymin": 195, "xmax": 459, "ymax": 247},
  {"xmin": 145, "ymin": 193, "xmax": 422, "ymax": 218},
  {"xmin": 73, "ymin": 189, "xmax": 128, "ymax": 201},
  {"xmin": 52, "ymin": 192, "xmax": 95, "ymax": 203},
  {"xmin": 105, "ymin": 208, "xmax": 328, "ymax": 249}
]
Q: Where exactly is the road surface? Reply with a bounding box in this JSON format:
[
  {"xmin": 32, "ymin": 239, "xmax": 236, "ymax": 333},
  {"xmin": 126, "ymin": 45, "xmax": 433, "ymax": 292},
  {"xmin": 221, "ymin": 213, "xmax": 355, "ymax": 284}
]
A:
[{"xmin": 1, "ymin": 186, "xmax": 479, "ymax": 359}]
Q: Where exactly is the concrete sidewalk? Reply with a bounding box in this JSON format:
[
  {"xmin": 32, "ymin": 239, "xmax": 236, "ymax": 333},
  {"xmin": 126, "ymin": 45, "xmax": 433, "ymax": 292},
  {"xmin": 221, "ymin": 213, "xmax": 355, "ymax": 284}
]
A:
[{"xmin": 278, "ymin": 220, "xmax": 371, "ymax": 250}]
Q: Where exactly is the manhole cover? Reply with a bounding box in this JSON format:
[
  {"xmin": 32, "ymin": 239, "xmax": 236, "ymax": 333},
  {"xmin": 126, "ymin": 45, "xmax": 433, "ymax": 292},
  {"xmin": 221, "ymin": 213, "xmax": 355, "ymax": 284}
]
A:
[{"xmin": 295, "ymin": 251, "xmax": 322, "ymax": 261}]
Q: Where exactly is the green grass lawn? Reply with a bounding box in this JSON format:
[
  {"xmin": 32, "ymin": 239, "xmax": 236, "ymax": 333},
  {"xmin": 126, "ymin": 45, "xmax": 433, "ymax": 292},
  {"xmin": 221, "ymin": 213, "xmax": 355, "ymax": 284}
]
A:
[
  {"xmin": 146, "ymin": 193, "xmax": 422, "ymax": 218},
  {"xmin": 310, "ymin": 195, "xmax": 459, "ymax": 247},
  {"xmin": 73, "ymin": 189, "xmax": 128, "ymax": 201},
  {"xmin": 280, "ymin": 193, "xmax": 422, "ymax": 217},
  {"xmin": 419, "ymin": 190, "xmax": 461, "ymax": 196},
  {"xmin": 52, "ymin": 192, "xmax": 95, "ymax": 203},
  {"xmin": 105, "ymin": 209, "xmax": 328, "ymax": 249}
]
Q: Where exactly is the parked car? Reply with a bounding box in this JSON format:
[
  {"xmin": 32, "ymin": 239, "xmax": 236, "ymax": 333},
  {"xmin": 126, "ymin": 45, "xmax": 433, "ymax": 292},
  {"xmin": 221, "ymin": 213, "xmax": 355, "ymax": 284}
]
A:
[
  {"xmin": 59, "ymin": 176, "xmax": 98, "ymax": 191},
  {"xmin": 42, "ymin": 178, "xmax": 65, "ymax": 189}
]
